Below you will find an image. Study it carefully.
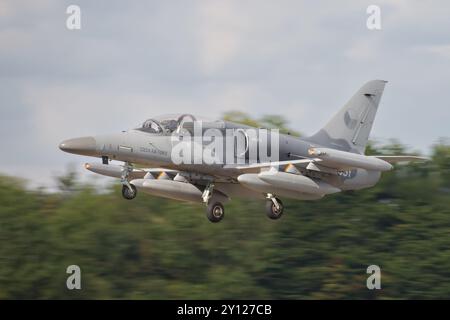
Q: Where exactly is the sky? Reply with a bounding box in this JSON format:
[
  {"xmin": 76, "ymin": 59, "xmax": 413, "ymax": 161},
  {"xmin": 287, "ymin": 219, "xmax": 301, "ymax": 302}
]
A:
[{"xmin": 1, "ymin": 0, "xmax": 449, "ymax": 189}]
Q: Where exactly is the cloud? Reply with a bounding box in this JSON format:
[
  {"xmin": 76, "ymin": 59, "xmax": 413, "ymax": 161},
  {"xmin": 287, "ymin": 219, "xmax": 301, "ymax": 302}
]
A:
[
  {"xmin": 345, "ymin": 37, "xmax": 382, "ymax": 61},
  {"xmin": 0, "ymin": 0, "xmax": 449, "ymax": 188},
  {"xmin": 414, "ymin": 44, "xmax": 450, "ymax": 59},
  {"xmin": 196, "ymin": 2, "xmax": 242, "ymax": 75}
]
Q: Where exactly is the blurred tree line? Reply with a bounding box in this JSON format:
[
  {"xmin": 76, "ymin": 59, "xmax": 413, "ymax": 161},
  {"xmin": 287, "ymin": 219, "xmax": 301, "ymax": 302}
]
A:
[{"xmin": 0, "ymin": 112, "xmax": 449, "ymax": 299}]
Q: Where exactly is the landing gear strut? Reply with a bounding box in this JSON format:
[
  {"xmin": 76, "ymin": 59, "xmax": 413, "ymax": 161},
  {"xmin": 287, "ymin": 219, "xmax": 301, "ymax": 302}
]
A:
[
  {"xmin": 202, "ymin": 182, "xmax": 214, "ymax": 204},
  {"xmin": 266, "ymin": 194, "xmax": 284, "ymax": 220}
]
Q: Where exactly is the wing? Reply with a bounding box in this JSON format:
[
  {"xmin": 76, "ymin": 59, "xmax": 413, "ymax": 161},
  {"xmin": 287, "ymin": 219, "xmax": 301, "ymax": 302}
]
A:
[
  {"xmin": 85, "ymin": 163, "xmax": 180, "ymax": 179},
  {"xmin": 224, "ymin": 158, "xmax": 341, "ymax": 176},
  {"xmin": 371, "ymin": 156, "xmax": 430, "ymax": 163},
  {"xmin": 227, "ymin": 154, "xmax": 429, "ymax": 176},
  {"xmin": 224, "ymin": 159, "xmax": 320, "ymax": 174}
]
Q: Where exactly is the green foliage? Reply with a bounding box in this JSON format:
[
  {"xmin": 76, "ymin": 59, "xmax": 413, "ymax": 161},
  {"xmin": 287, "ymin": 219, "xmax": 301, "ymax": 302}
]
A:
[{"xmin": 0, "ymin": 141, "xmax": 449, "ymax": 299}]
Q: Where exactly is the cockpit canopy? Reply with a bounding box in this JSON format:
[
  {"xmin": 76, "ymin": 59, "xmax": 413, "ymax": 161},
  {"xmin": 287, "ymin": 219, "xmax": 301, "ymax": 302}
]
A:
[{"xmin": 136, "ymin": 114, "xmax": 227, "ymax": 135}]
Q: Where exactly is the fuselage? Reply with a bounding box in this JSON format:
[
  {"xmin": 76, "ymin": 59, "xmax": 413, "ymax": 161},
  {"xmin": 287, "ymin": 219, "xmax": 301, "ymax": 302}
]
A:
[{"xmin": 59, "ymin": 121, "xmax": 381, "ymax": 193}]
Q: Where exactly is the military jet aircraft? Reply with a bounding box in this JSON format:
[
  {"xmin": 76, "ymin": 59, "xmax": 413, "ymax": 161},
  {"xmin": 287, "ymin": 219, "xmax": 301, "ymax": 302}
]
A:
[{"xmin": 59, "ymin": 80, "xmax": 427, "ymax": 222}]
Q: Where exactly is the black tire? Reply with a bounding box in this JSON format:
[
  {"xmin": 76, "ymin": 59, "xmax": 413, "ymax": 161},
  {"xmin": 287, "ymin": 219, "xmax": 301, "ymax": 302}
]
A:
[
  {"xmin": 206, "ymin": 202, "xmax": 225, "ymax": 223},
  {"xmin": 266, "ymin": 198, "xmax": 284, "ymax": 220},
  {"xmin": 122, "ymin": 184, "xmax": 137, "ymax": 200}
]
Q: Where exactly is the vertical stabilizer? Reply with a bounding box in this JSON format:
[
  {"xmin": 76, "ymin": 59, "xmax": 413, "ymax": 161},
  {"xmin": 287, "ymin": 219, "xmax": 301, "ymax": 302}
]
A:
[{"xmin": 307, "ymin": 80, "xmax": 387, "ymax": 154}]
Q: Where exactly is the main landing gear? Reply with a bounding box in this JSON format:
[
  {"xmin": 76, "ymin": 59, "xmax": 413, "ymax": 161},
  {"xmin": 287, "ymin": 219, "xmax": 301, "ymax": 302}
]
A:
[
  {"xmin": 265, "ymin": 194, "xmax": 284, "ymax": 220},
  {"xmin": 203, "ymin": 182, "xmax": 225, "ymax": 223},
  {"xmin": 206, "ymin": 202, "xmax": 225, "ymax": 223}
]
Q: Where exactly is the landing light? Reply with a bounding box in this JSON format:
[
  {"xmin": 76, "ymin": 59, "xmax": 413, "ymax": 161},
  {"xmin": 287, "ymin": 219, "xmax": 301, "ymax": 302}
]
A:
[{"xmin": 308, "ymin": 148, "xmax": 326, "ymax": 156}]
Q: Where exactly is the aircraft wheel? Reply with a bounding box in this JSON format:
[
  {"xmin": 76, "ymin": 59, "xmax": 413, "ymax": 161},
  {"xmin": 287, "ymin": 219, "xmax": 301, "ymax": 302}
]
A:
[
  {"xmin": 206, "ymin": 202, "xmax": 225, "ymax": 223},
  {"xmin": 266, "ymin": 198, "xmax": 284, "ymax": 220},
  {"xmin": 122, "ymin": 184, "xmax": 137, "ymax": 200}
]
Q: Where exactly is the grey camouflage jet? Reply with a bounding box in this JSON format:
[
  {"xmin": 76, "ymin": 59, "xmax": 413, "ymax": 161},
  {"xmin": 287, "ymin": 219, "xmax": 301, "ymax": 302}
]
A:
[{"xmin": 59, "ymin": 80, "xmax": 427, "ymax": 222}]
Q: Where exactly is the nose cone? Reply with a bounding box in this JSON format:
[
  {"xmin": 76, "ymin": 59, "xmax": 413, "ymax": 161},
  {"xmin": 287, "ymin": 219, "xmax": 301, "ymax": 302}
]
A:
[{"xmin": 59, "ymin": 136, "xmax": 97, "ymax": 156}]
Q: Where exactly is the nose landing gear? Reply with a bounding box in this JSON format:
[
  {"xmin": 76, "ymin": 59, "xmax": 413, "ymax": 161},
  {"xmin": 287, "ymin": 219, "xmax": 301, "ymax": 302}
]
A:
[
  {"xmin": 120, "ymin": 162, "xmax": 137, "ymax": 200},
  {"xmin": 122, "ymin": 184, "xmax": 137, "ymax": 200}
]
